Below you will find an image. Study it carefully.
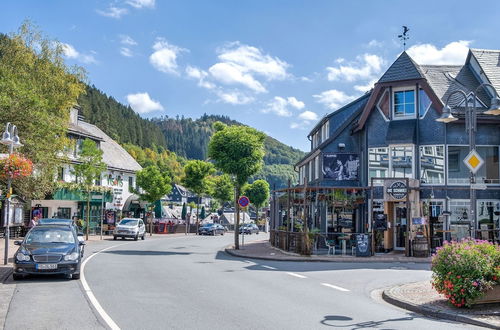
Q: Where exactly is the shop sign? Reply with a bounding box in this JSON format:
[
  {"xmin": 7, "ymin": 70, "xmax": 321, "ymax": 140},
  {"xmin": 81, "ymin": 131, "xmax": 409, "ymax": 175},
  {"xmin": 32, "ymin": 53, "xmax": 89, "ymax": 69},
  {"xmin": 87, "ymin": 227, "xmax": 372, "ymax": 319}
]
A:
[
  {"xmin": 384, "ymin": 180, "xmax": 408, "ymax": 201},
  {"xmin": 113, "ymin": 188, "xmax": 123, "ymax": 208}
]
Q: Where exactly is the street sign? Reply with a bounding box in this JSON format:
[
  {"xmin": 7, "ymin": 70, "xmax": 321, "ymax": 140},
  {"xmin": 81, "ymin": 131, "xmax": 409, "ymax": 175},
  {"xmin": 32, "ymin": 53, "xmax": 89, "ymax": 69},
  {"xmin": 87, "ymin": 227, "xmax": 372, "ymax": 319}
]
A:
[
  {"xmin": 238, "ymin": 196, "xmax": 250, "ymax": 208},
  {"xmin": 463, "ymin": 149, "xmax": 484, "ymax": 174},
  {"xmin": 471, "ymin": 183, "xmax": 487, "ymax": 190}
]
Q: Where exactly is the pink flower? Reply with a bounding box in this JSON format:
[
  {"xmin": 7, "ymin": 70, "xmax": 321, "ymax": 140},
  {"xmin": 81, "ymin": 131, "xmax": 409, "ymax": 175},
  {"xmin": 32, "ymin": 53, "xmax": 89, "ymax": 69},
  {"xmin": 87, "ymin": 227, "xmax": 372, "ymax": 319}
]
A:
[{"xmin": 472, "ymin": 281, "xmax": 478, "ymax": 287}]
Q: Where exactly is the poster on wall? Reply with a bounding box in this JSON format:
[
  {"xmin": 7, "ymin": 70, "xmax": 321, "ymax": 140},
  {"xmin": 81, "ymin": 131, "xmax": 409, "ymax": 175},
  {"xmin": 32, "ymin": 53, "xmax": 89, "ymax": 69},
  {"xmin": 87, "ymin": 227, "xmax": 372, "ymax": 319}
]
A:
[{"xmin": 322, "ymin": 153, "xmax": 359, "ymax": 180}]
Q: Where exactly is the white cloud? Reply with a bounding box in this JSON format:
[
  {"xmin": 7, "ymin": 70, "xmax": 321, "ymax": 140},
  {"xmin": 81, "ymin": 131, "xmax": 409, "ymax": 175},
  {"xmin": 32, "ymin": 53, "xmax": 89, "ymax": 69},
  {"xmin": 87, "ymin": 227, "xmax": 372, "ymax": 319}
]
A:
[
  {"xmin": 120, "ymin": 47, "xmax": 133, "ymax": 57},
  {"xmin": 149, "ymin": 38, "xmax": 187, "ymax": 75},
  {"xmin": 313, "ymin": 89, "xmax": 356, "ymax": 110},
  {"xmin": 209, "ymin": 62, "xmax": 266, "ymax": 93},
  {"xmin": 126, "ymin": 0, "xmax": 155, "ymax": 8},
  {"xmin": 62, "ymin": 43, "xmax": 97, "ymax": 64},
  {"xmin": 262, "ymin": 96, "xmax": 305, "ymax": 117},
  {"xmin": 354, "ymin": 78, "xmax": 377, "ymax": 93},
  {"xmin": 119, "ymin": 35, "xmax": 137, "ymax": 46},
  {"xmin": 126, "ymin": 92, "xmax": 164, "ymax": 114},
  {"xmin": 217, "ymin": 42, "xmax": 289, "ymax": 81},
  {"xmin": 186, "ymin": 66, "xmax": 215, "ymax": 89},
  {"xmin": 96, "ymin": 6, "xmax": 128, "ymax": 19},
  {"xmin": 287, "ymin": 97, "xmax": 305, "ymax": 110},
  {"xmin": 367, "ymin": 39, "xmax": 383, "ymax": 48},
  {"xmin": 407, "ymin": 40, "xmax": 471, "ymax": 65},
  {"xmin": 215, "ymin": 90, "xmax": 254, "ymax": 105},
  {"xmin": 298, "ymin": 110, "xmax": 318, "ymax": 121},
  {"xmin": 327, "ymin": 54, "xmax": 384, "ymax": 82}
]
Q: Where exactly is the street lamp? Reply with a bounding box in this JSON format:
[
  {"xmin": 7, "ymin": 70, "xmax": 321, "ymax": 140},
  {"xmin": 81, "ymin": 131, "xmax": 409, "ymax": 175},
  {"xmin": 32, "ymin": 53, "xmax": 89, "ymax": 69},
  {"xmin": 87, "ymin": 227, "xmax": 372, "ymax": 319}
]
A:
[
  {"xmin": 436, "ymin": 83, "xmax": 500, "ymax": 239},
  {"xmin": 1, "ymin": 123, "xmax": 23, "ymax": 265}
]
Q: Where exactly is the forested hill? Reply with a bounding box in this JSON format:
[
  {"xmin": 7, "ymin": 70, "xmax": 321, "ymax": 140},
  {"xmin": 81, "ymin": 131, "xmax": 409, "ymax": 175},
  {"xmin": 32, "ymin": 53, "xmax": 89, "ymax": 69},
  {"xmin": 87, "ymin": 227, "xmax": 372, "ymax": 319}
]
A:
[
  {"xmin": 78, "ymin": 85, "xmax": 305, "ymax": 188},
  {"xmin": 78, "ymin": 85, "xmax": 166, "ymax": 148}
]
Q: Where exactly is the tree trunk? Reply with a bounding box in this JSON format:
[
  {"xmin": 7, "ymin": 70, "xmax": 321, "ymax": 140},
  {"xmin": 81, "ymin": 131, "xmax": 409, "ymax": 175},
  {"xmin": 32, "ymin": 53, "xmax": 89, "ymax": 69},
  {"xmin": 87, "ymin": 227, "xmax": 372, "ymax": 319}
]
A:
[
  {"xmin": 196, "ymin": 196, "xmax": 201, "ymax": 235},
  {"xmin": 234, "ymin": 185, "xmax": 240, "ymax": 250},
  {"xmin": 86, "ymin": 191, "xmax": 90, "ymax": 241},
  {"xmin": 149, "ymin": 205, "xmax": 153, "ymax": 236}
]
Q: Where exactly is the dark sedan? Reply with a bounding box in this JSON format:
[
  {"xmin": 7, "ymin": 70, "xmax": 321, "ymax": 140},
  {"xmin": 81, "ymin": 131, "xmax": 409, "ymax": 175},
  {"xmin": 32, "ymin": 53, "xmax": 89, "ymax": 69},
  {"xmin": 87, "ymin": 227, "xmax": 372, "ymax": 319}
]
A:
[
  {"xmin": 12, "ymin": 225, "xmax": 85, "ymax": 280},
  {"xmin": 239, "ymin": 223, "xmax": 259, "ymax": 235},
  {"xmin": 198, "ymin": 223, "xmax": 225, "ymax": 236}
]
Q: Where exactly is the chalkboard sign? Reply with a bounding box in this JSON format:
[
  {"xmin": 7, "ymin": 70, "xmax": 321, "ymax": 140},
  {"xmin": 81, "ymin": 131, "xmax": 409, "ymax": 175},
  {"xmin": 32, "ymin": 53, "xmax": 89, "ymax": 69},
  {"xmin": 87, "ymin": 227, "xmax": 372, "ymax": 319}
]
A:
[
  {"xmin": 355, "ymin": 234, "xmax": 371, "ymax": 257},
  {"xmin": 374, "ymin": 214, "xmax": 387, "ymax": 230}
]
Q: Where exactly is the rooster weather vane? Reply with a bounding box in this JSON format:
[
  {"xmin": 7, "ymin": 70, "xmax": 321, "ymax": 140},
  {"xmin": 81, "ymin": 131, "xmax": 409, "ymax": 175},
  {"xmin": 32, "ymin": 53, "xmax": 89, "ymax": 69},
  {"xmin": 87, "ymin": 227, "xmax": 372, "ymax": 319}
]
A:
[{"xmin": 398, "ymin": 26, "xmax": 410, "ymax": 50}]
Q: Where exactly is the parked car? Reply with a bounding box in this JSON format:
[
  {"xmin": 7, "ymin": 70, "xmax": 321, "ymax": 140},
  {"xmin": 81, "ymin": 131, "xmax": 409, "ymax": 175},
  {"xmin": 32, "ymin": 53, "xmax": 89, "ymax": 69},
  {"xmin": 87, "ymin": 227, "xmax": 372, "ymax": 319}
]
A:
[
  {"xmin": 198, "ymin": 223, "xmax": 225, "ymax": 236},
  {"xmin": 37, "ymin": 218, "xmax": 85, "ymax": 255},
  {"xmin": 113, "ymin": 218, "xmax": 146, "ymax": 241},
  {"xmin": 239, "ymin": 223, "xmax": 259, "ymax": 235},
  {"xmin": 12, "ymin": 224, "xmax": 85, "ymax": 280}
]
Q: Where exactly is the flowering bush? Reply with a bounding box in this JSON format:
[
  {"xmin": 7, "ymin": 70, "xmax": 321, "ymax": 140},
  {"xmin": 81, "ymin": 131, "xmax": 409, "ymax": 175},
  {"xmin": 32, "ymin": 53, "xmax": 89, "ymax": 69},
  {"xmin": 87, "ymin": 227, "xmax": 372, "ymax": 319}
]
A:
[
  {"xmin": 0, "ymin": 153, "xmax": 32, "ymax": 179},
  {"xmin": 431, "ymin": 239, "xmax": 500, "ymax": 307}
]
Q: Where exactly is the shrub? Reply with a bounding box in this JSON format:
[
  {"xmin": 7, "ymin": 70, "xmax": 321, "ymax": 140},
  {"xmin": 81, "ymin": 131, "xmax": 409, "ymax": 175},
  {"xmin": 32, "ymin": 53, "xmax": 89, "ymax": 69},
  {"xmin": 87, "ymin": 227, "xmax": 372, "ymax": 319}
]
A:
[{"xmin": 431, "ymin": 239, "xmax": 500, "ymax": 307}]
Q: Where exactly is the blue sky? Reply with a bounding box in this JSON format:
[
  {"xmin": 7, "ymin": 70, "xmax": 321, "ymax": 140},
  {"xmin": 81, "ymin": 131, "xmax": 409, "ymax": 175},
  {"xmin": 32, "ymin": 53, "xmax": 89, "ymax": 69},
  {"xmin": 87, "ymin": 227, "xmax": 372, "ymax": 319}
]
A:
[{"xmin": 2, "ymin": 0, "xmax": 500, "ymax": 151}]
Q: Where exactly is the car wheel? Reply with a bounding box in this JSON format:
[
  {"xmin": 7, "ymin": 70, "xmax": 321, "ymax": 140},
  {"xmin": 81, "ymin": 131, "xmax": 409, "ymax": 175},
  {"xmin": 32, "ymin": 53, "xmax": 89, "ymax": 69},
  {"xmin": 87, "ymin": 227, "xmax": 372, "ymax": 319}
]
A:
[
  {"xmin": 141, "ymin": 233, "xmax": 145, "ymax": 240},
  {"xmin": 12, "ymin": 273, "xmax": 23, "ymax": 281},
  {"xmin": 113, "ymin": 236, "xmax": 117, "ymax": 240},
  {"xmin": 72, "ymin": 273, "xmax": 80, "ymax": 280},
  {"xmin": 134, "ymin": 234, "xmax": 138, "ymax": 241},
  {"xmin": 121, "ymin": 237, "xmax": 125, "ymax": 240}
]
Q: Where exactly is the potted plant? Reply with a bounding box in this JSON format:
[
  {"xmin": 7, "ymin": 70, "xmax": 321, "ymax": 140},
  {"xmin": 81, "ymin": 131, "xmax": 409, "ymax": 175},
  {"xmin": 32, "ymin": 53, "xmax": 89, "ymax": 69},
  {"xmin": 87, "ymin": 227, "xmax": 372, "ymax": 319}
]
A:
[
  {"xmin": 431, "ymin": 239, "xmax": 500, "ymax": 307},
  {"xmin": 0, "ymin": 153, "xmax": 32, "ymax": 179}
]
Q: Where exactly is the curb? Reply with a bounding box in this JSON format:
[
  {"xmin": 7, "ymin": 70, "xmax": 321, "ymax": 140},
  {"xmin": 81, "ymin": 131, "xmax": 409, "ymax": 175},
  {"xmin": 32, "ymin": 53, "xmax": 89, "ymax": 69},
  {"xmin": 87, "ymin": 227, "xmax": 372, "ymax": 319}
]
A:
[
  {"xmin": 382, "ymin": 284, "xmax": 499, "ymax": 329},
  {"xmin": 224, "ymin": 245, "xmax": 431, "ymax": 264}
]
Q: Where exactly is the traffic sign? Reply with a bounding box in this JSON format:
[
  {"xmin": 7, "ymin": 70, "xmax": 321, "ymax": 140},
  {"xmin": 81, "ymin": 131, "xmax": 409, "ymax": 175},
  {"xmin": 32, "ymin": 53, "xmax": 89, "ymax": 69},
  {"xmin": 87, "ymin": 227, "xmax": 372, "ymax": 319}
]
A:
[
  {"xmin": 463, "ymin": 149, "xmax": 484, "ymax": 174},
  {"xmin": 238, "ymin": 196, "xmax": 250, "ymax": 208}
]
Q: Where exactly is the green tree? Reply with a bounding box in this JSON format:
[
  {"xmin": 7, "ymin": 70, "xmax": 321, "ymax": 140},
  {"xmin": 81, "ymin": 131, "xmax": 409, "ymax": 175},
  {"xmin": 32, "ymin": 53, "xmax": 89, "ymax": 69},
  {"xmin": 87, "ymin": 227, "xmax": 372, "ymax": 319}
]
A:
[
  {"xmin": 0, "ymin": 21, "xmax": 85, "ymax": 199},
  {"xmin": 244, "ymin": 180, "xmax": 270, "ymax": 227},
  {"xmin": 182, "ymin": 160, "xmax": 215, "ymax": 233},
  {"xmin": 72, "ymin": 139, "xmax": 106, "ymax": 240},
  {"xmin": 181, "ymin": 202, "xmax": 187, "ymax": 220},
  {"xmin": 136, "ymin": 166, "xmax": 172, "ymax": 236},
  {"xmin": 208, "ymin": 174, "xmax": 233, "ymax": 209},
  {"xmin": 208, "ymin": 122, "xmax": 266, "ymax": 249}
]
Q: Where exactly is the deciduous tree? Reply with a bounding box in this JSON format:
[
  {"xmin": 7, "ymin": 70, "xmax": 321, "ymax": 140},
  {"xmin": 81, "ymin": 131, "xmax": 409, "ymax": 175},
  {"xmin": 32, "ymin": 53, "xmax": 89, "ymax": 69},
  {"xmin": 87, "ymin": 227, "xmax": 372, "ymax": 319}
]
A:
[{"xmin": 244, "ymin": 179, "xmax": 270, "ymax": 227}]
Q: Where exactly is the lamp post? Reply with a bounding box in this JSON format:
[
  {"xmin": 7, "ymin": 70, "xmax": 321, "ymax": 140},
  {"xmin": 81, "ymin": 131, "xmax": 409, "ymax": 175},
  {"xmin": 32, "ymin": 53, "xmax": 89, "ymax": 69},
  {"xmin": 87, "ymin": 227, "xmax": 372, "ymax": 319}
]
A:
[
  {"xmin": 1, "ymin": 123, "xmax": 23, "ymax": 265},
  {"xmin": 436, "ymin": 83, "xmax": 500, "ymax": 239}
]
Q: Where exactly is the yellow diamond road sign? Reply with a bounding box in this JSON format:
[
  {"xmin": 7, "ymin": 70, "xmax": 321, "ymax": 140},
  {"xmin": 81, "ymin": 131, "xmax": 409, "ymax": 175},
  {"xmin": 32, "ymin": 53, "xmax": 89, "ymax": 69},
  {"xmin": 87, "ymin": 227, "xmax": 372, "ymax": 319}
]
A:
[{"xmin": 463, "ymin": 149, "xmax": 484, "ymax": 174}]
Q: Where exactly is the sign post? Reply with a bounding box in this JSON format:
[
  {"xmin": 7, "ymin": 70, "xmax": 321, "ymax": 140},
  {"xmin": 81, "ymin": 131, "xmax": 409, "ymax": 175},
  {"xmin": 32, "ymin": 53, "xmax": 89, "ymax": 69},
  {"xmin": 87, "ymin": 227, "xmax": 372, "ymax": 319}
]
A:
[{"xmin": 238, "ymin": 196, "xmax": 250, "ymax": 246}]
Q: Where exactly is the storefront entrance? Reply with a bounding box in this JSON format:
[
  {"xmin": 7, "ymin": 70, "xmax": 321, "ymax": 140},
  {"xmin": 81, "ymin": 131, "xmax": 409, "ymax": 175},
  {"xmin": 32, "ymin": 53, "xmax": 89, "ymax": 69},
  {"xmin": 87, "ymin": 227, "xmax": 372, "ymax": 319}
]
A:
[{"xmin": 393, "ymin": 203, "xmax": 407, "ymax": 251}]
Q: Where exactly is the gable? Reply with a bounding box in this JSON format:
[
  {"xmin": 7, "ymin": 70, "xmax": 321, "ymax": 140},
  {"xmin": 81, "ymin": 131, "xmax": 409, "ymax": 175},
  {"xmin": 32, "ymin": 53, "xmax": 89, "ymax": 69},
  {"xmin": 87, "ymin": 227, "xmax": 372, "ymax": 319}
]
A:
[{"xmin": 378, "ymin": 52, "xmax": 424, "ymax": 83}]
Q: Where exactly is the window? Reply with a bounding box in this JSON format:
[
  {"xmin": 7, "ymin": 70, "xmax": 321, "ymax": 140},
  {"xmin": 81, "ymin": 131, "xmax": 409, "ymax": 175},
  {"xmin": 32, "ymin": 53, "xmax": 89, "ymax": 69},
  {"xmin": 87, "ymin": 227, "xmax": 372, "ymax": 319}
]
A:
[
  {"xmin": 420, "ymin": 145, "xmax": 445, "ymax": 184},
  {"xmin": 448, "ymin": 146, "xmax": 499, "ymax": 185},
  {"xmin": 419, "ymin": 89, "xmax": 432, "ymax": 117},
  {"xmin": 393, "ymin": 89, "xmax": 415, "ymax": 118},
  {"xmin": 449, "ymin": 200, "xmax": 471, "ymax": 241},
  {"xmin": 321, "ymin": 121, "xmax": 330, "ymax": 142},
  {"xmin": 308, "ymin": 162, "xmax": 312, "ymax": 182},
  {"xmin": 368, "ymin": 148, "xmax": 389, "ymax": 182},
  {"xmin": 58, "ymin": 167, "xmax": 65, "ymax": 181},
  {"xmin": 129, "ymin": 176, "xmax": 134, "ymax": 189},
  {"xmin": 315, "ymin": 156, "xmax": 319, "ymax": 180},
  {"xmin": 391, "ymin": 146, "xmax": 413, "ymax": 178}
]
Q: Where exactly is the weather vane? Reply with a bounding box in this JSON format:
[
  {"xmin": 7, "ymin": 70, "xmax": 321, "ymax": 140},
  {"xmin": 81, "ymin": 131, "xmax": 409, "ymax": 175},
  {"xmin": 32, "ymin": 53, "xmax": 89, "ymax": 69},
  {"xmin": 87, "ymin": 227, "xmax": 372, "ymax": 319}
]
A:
[{"xmin": 398, "ymin": 26, "xmax": 410, "ymax": 50}]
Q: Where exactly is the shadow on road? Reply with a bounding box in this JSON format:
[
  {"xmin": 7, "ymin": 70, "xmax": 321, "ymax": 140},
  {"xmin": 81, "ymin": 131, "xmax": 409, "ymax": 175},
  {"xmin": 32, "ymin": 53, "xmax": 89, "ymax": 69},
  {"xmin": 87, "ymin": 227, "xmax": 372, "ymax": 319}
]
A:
[
  {"xmin": 103, "ymin": 250, "xmax": 191, "ymax": 256},
  {"xmin": 320, "ymin": 314, "xmax": 414, "ymax": 328}
]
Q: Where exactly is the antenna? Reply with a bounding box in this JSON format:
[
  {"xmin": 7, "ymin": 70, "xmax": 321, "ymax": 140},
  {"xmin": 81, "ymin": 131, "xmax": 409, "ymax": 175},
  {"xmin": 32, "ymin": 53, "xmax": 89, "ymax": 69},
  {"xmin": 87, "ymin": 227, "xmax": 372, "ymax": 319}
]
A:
[{"xmin": 398, "ymin": 26, "xmax": 410, "ymax": 50}]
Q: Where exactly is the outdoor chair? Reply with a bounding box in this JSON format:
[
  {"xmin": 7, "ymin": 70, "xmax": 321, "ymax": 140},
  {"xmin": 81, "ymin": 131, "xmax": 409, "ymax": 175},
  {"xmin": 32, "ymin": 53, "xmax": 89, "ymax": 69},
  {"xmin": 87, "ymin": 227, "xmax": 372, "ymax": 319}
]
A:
[{"xmin": 324, "ymin": 237, "xmax": 335, "ymax": 255}]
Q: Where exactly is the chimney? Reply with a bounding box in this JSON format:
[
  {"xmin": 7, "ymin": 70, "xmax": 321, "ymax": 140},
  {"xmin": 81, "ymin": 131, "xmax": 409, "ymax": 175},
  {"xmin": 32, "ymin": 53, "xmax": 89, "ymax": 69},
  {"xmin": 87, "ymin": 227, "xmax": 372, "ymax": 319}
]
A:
[{"xmin": 69, "ymin": 107, "xmax": 79, "ymax": 125}]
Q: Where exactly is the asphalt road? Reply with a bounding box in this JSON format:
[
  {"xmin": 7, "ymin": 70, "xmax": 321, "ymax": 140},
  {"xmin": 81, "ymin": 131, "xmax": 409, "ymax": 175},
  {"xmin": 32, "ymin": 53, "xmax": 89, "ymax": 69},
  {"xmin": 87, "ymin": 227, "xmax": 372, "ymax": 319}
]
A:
[{"xmin": 4, "ymin": 233, "xmax": 483, "ymax": 330}]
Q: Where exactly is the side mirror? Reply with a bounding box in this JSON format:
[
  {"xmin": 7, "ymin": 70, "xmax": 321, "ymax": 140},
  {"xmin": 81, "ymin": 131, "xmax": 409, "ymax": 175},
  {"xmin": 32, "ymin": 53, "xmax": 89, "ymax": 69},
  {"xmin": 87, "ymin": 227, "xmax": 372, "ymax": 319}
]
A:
[
  {"xmin": 79, "ymin": 241, "xmax": 86, "ymax": 246},
  {"xmin": 14, "ymin": 241, "xmax": 22, "ymax": 246},
  {"xmin": 77, "ymin": 232, "xmax": 84, "ymax": 237}
]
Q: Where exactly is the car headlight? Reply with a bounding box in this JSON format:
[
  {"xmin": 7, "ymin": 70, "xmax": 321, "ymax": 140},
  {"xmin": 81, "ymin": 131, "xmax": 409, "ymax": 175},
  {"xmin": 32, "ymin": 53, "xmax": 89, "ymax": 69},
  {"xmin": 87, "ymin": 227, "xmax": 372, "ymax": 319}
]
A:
[
  {"xmin": 64, "ymin": 252, "xmax": 79, "ymax": 261},
  {"xmin": 16, "ymin": 253, "xmax": 30, "ymax": 262}
]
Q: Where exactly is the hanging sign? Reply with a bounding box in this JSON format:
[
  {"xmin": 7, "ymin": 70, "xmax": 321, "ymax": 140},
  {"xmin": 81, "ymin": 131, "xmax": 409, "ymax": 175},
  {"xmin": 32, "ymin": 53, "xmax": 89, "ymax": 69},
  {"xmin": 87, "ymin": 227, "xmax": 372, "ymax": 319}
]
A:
[{"xmin": 384, "ymin": 180, "xmax": 408, "ymax": 201}]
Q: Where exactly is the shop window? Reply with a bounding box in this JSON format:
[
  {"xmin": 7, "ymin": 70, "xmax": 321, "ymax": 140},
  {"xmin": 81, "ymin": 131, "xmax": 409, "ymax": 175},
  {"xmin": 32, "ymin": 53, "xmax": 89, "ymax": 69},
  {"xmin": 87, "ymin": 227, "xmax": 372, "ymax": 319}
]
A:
[
  {"xmin": 368, "ymin": 147, "xmax": 389, "ymax": 183},
  {"xmin": 391, "ymin": 146, "xmax": 413, "ymax": 178},
  {"xmin": 393, "ymin": 89, "xmax": 415, "ymax": 119},
  {"xmin": 477, "ymin": 147, "xmax": 499, "ymax": 184},
  {"xmin": 57, "ymin": 207, "xmax": 72, "ymax": 219},
  {"xmin": 449, "ymin": 200, "xmax": 471, "ymax": 241},
  {"xmin": 420, "ymin": 145, "xmax": 444, "ymax": 184},
  {"xmin": 448, "ymin": 146, "xmax": 499, "ymax": 184}
]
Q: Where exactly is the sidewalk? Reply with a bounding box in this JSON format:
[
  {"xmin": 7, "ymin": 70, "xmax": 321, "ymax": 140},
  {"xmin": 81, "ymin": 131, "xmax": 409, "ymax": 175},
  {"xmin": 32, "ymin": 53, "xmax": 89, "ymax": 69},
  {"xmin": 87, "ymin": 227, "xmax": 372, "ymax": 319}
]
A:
[
  {"xmin": 383, "ymin": 281, "xmax": 500, "ymax": 329},
  {"xmin": 225, "ymin": 239, "xmax": 432, "ymax": 263}
]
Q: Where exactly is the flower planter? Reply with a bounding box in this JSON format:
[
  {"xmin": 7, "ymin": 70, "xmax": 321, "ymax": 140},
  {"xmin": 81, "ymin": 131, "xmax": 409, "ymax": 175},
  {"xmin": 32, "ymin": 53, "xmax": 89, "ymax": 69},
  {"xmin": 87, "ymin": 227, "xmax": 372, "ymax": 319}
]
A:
[{"xmin": 473, "ymin": 285, "xmax": 500, "ymax": 305}]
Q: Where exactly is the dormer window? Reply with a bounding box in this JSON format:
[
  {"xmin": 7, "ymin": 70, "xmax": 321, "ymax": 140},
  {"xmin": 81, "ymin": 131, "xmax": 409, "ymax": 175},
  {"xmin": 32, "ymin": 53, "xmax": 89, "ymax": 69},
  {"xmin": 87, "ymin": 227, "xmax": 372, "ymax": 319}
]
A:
[{"xmin": 393, "ymin": 88, "xmax": 415, "ymax": 119}]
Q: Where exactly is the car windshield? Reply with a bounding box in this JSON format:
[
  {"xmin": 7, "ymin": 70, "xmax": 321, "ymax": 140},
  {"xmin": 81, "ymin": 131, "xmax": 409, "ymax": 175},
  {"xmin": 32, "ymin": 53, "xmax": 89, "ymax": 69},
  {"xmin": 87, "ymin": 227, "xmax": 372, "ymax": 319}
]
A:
[
  {"xmin": 119, "ymin": 219, "xmax": 138, "ymax": 226},
  {"xmin": 38, "ymin": 219, "xmax": 73, "ymax": 226},
  {"xmin": 202, "ymin": 224, "xmax": 214, "ymax": 227},
  {"xmin": 25, "ymin": 227, "xmax": 75, "ymax": 244}
]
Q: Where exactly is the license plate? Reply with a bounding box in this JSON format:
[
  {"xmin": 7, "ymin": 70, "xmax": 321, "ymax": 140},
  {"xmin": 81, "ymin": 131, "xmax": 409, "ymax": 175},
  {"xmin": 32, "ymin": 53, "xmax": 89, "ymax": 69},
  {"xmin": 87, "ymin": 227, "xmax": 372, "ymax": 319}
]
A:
[{"xmin": 36, "ymin": 264, "xmax": 57, "ymax": 270}]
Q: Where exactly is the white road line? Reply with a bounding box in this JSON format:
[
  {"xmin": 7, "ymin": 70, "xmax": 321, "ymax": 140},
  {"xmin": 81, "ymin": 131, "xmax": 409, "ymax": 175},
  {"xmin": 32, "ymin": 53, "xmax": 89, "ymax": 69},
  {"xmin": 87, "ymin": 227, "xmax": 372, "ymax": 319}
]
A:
[
  {"xmin": 81, "ymin": 244, "xmax": 126, "ymax": 330},
  {"xmin": 286, "ymin": 272, "xmax": 307, "ymax": 279},
  {"xmin": 262, "ymin": 265, "xmax": 277, "ymax": 270},
  {"xmin": 321, "ymin": 283, "xmax": 350, "ymax": 292}
]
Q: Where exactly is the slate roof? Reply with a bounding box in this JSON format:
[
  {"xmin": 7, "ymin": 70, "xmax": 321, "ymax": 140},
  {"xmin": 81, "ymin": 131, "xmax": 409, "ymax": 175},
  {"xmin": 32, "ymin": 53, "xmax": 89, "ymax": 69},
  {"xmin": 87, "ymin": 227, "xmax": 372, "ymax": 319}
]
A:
[
  {"xmin": 378, "ymin": 52, "xmax": 424, "ymax": 83},
  {"xmin": 76, "ymin": 120, "xmax": 142, "ymax": 172},
  {"xmin": 470, "ymin": 49, "xmax": 500, "ymax": 92},
  {"xmin": 385, "ymin": 120, "xmax": 416, "ymax": 144}
]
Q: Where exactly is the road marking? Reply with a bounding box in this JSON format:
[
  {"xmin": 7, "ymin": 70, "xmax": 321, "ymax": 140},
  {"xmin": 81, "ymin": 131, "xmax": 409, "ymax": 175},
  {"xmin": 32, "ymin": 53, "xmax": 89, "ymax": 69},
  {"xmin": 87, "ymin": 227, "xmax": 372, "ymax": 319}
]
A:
[
  {"xmin": 262, "ymin": 265, "xmax": 277, "ymax": 270},
  {"xmin": 286, "ymin": 272, "xmax": 307, "ymax": 279},
  {"xmin": 81, "ymin": 244, "xmax": 126, "ymax": 330},
  {"xmin": 321, "ymin": 283, "xmax": 350, "ymax": 292}
]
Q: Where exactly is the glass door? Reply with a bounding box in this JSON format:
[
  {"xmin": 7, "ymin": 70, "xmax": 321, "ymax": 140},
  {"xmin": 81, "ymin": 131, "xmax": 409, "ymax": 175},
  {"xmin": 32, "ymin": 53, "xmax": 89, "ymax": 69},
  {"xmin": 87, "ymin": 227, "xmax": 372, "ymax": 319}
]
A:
[{"xmin": 394, "ymin": 203, "xmax": 407, "ymax": 250}]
